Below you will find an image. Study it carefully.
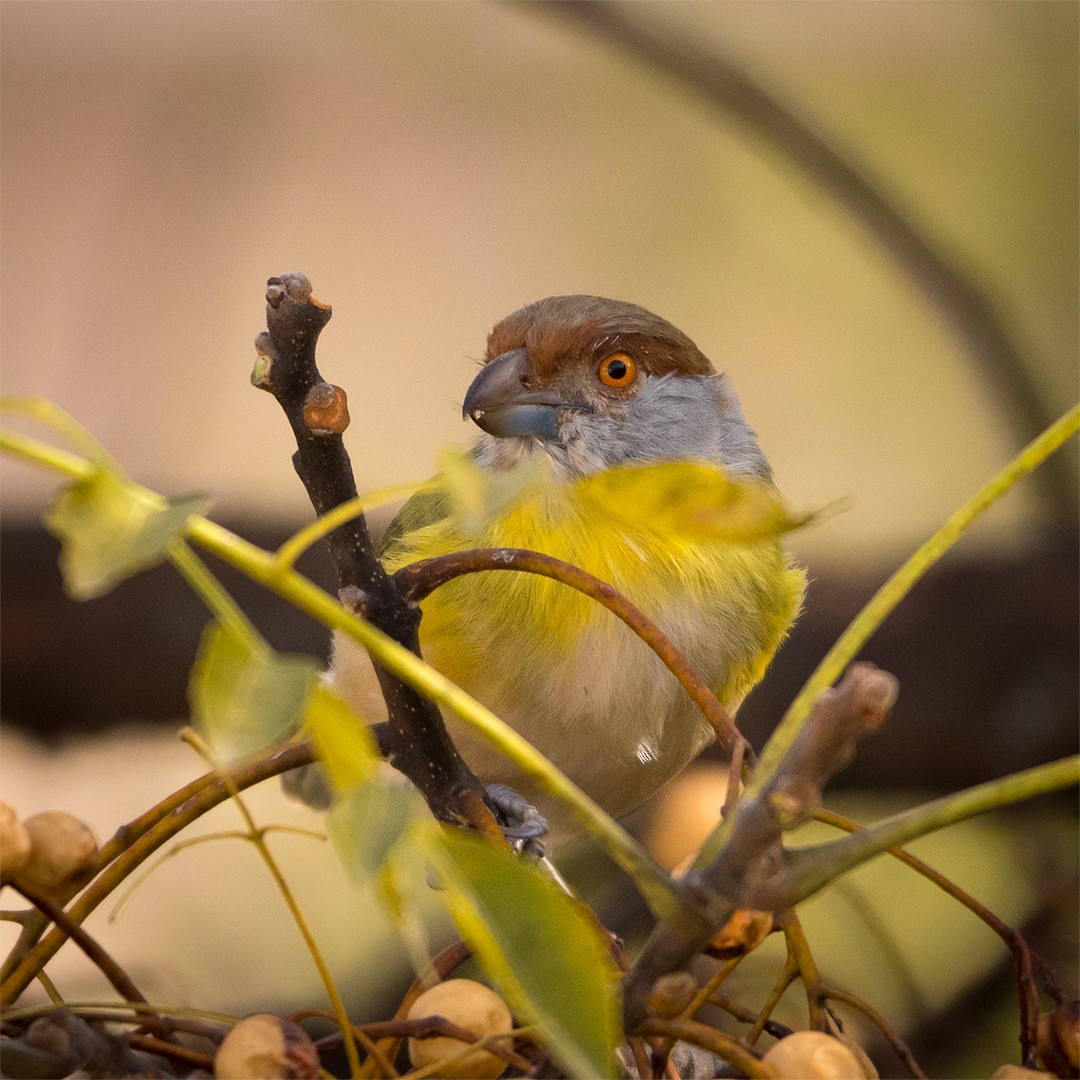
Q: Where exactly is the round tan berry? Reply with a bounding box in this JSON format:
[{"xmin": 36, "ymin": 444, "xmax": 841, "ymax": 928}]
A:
[
  {"xmin": 214, "ymin": 1014, "xmax": 318, "ymax": 1079},
  {"xmin": 16, "ymin": 811, "xmax": 99, "ymax": 899},
  {"xmin": 0, "ymin": 802, "xmax": 32, "ymax": 884},
  {"xmin": 642, "ymin": 763, "xmax": 729, "ymax": 871},
  {"xmin": 407, "ymin": 978, "xmax": 513, "ymax": 1079},
  {"xmin": 761, "ymin": 1030, "xmax": 869, "ymax": 1079}
]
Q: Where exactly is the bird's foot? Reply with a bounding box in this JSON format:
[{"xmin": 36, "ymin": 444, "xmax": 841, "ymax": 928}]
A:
[
  {"xmin": 485, "ymin": 783, "xmax": 549, "ymax": 856},
  {"xmin": 280, "ymin": 761, "xmax": 334, "ymax": 810}
]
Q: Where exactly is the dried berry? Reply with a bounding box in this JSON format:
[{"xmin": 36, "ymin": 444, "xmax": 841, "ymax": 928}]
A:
[
  {"xmin": 0, "ymin": 802, "xmax": 32, "ymax": 884},
  {"xmin": 407, "ymin": 978, "xmax": 513, "ymax": 1079},
  {"xmin": 16, "ymin": 811, "xmax": 99, "ymax": 898},
  {"xmin": 710, "ymin": 907, "xmax": 774, "ymax": 957},
  {"xmin": 214, "ymin": 1014, "xmax": 318, "ymax": 1079},
  {"xmin": 761, "ymin": 1030, "xmax": 869, "ymax": 1079}
]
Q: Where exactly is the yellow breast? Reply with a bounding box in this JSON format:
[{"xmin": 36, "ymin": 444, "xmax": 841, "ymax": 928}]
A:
[{"xmin": 378, "ymin": 471, "xmax": 805, "ymax": 824}]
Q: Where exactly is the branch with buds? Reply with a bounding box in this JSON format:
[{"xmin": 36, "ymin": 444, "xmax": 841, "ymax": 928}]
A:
[
  {"xmin": 622, "ymin": 662, "xmax": 898, "ymax": 1030},
  {"xmin": 252, "ymin": 273, "xmax": 489, "ymax": 831}
]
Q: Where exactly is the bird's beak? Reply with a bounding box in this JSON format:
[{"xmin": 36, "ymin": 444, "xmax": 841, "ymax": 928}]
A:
[{"xmin": 462, "ymin": 347, "xmax": 564, "ymax": 440}]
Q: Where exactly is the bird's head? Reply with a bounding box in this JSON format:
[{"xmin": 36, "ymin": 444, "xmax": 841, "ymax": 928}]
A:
[{"xmin": 463, "ymin": 295, "xmax": 771, "ymax": 481}]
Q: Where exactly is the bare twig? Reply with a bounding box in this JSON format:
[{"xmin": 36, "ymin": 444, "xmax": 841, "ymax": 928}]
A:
[
  {"xmin": 707, "ymin": 991, "xmax": 793, "ymax": 1042},
  {"xmin": 128, "ymin": 1032, "xmax": 216, "ymax": 1072},
  {"xmin": 252, "ymin": 273, "xmax": 491, "ymax": 831},
  {"xmin": 815, "ymin": 805, "xmax": 1054, "ymax": 1066},
  {"xmin": 622, "ymin": 663, "xmax": 897, "ymax": 1030},
  {"xmin": 1, "ymin": 741, "xmax": 312, "ymax": 1007},
  {"xmin": 778, "ymin": 910, "xmax": 827, "ymax": 1031},
  {"xmin": 823, "ymin": 985, "xmax": 928, "ymax": 1079},
  {"xmin": 10, "ymin": 884, "xmax": 166, "ymax": 1037},
  {"xmin": 746, "ymin": 948, "xmax": 799, "ymax": 1046}
]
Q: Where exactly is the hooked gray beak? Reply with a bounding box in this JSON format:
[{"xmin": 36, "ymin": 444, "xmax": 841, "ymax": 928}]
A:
[{"xmin": 462, "ymin": 348, "xmax": 564, "ymax": 440}]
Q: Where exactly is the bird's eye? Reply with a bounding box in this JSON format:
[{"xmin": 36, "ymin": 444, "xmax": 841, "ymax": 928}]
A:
[{"xmin": 598, "ymin": 352, "xmax": 637, "ymax": 388}]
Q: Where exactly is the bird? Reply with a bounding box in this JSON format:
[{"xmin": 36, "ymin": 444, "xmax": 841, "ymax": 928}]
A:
[{"xmin": 321, "ymin": 295, "xmax": 806, "ymax": 843}]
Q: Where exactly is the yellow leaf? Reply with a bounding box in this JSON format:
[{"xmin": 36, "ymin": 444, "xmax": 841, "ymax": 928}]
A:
[
  {"xmin": 303, "ymin": 683, "xmax": 380, "ymax": 793},
  {"xmin": 576, "ymin": 460, "xmax": 812, "ymax": 543}
]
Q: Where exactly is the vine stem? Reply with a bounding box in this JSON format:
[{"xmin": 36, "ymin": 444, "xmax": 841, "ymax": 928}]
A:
[
  {"xmin": 773, "ymin": 755, "xmax": 1080, "ymax": 909},
  {"xmin": 1, "ymin": 742, "xmax": 312, "ymax": 1007},
  {"xmin": 180, "ymin": 728, "xmax": 362, "ymax": 1078},
  {"xmin": 823, "ymin": 986, "xmax": 928, "ymax": 1079},
  {"xmin": 758, "ymin": 404, "xmax": 1078, "ymax": 785},
  {"xmin": 0, "ymin": 424, "xmax": 679, "ymax": 919},
  {"xmin": 394, "ymin": 547, "xmax": 743, "ymax": 756},
  {"xmin": 815, "ymin": 806, "xmax": 1050, "ymax": 1064},
  {"xmin": 166, "ymin": 538, "xmax": 262, "ymax": 646},
  {"xmin": 697, "ymin": 403, "xmax": 1079, "ymax": 867}
]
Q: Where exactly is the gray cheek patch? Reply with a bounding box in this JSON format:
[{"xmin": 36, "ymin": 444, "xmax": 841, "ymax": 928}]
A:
[
  {"xmin": 560, "ymin": 374, "xmax": 772, "ymax": 479},
  {"xmin": 472, "ymin": 372, "xmax": 773, "ymax": 483}
]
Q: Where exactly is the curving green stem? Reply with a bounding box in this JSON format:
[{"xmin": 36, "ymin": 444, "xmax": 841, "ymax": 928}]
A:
[
  {"xmin": 696, "ymin": 403, "xmax": 1079, "ymax": 867},
  {"xmin": 0, "ymin": 424, "xmax": 680, "ymax": 920},
  {"xmin": 769, "ymin": 755, "xmax": 1080, "ymax": 909}
]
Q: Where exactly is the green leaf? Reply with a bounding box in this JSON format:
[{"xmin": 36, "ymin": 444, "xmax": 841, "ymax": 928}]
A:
[
  {"xmin": 45, "ymin": 470, "xmax": 208, "ymax": 599},
  {"xmin": 419, "ymin": 826, "xmax": 621, "ymax": 1079},
  {"xmin": 438, "ymin": 445, "xmax": 551, "ymax": 536},
  {"xmin": 576, "ymin": 459, "xmax": 812, "ymax": 543},
  {"xmin": 327, "ymin": 779, "xmax": 420, "ymax": 884},
  {"xmin": 303, "ymin": 683, "xmax": 381, "ymax": 793},
  {"xmin": 376, "ymin": 847, "xmax": 440, "ymax": 978},
  {"xmin": 189, "ymin": 622, "xmax": 318, "ymax": 760},
  {"xmin": 305, "ymin": 684, "xmax": 423, "ymax": 880}
]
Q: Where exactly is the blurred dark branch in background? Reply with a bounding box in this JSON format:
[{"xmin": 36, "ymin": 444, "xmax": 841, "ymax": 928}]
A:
[
  {"xmin": 525, "ymin": 0, "xmax": 1078, "ymax": 526},
  {"xmin": 2, "ymin": 521, "xmax": 1076, "ymax": 797}
]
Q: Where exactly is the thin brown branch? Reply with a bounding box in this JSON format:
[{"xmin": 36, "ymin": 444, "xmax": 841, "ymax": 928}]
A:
[
  {"xmin": 253, "ymin": 272, "xmax": 487, "ymax": 829},
  {"xmin": 635, "ymin": 1017, "xmax": 771, "ymax": 1078},
  {"xmin": 394, "ymin": 547, "xmax": 746, "ymax": 757},
  {"xmin": 128, "ymin": 1032, "xmax": 216, "ymax": 1072},
  {"xmin": 747, "ymin": 951, "xmax": 799, "ymax": 1047},
  {"xmin": 779, "ymin": 910, "xmax": 827, "ymax": 1031},
  {"xmin": 295, "ymin": 1011, "xmax": 401, "ymax": 1079},
  {"xmin": 1, "ymin": 765, "xmax": 241, "ymax": 988},
  {"xmin": 823, "ymin": 985, "xmax": 928, "ymax": 1079},
  {"xmin": 10, "ymin": 884, "xmax": 163, "ymax": 1034},
  {"xmin": 707, "ymin": 991, "xmax": 794, "ymax": 1042},
  {"xmin": 1, "ymin": 741, "xmax": 312, "ymax": 1007},
  {"xmin": 815, "ymin": 805, "xmax": 1052, "ymax": 1065}
]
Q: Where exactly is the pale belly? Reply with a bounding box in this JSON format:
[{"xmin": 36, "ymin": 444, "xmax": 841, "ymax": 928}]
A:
[{"xmin": 331, "ymin": 605, "xmax": 723, "ymax": 843}]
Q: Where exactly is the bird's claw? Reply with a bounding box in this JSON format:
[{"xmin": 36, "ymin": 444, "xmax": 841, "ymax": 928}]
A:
[{"xmin": 485, "ymin": 783, "xmax": 549, "ymax": 854}]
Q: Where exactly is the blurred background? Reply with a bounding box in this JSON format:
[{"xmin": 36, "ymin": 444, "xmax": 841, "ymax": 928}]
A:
[{"xmin": 1, "ymin": 3, "xmax": 1076, "ymax": 1076}]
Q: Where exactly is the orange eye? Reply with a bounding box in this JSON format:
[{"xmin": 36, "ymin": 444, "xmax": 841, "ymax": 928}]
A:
[{"xmin": 598, "ymin": 352, "xmax": 637, "ymax": 388}]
